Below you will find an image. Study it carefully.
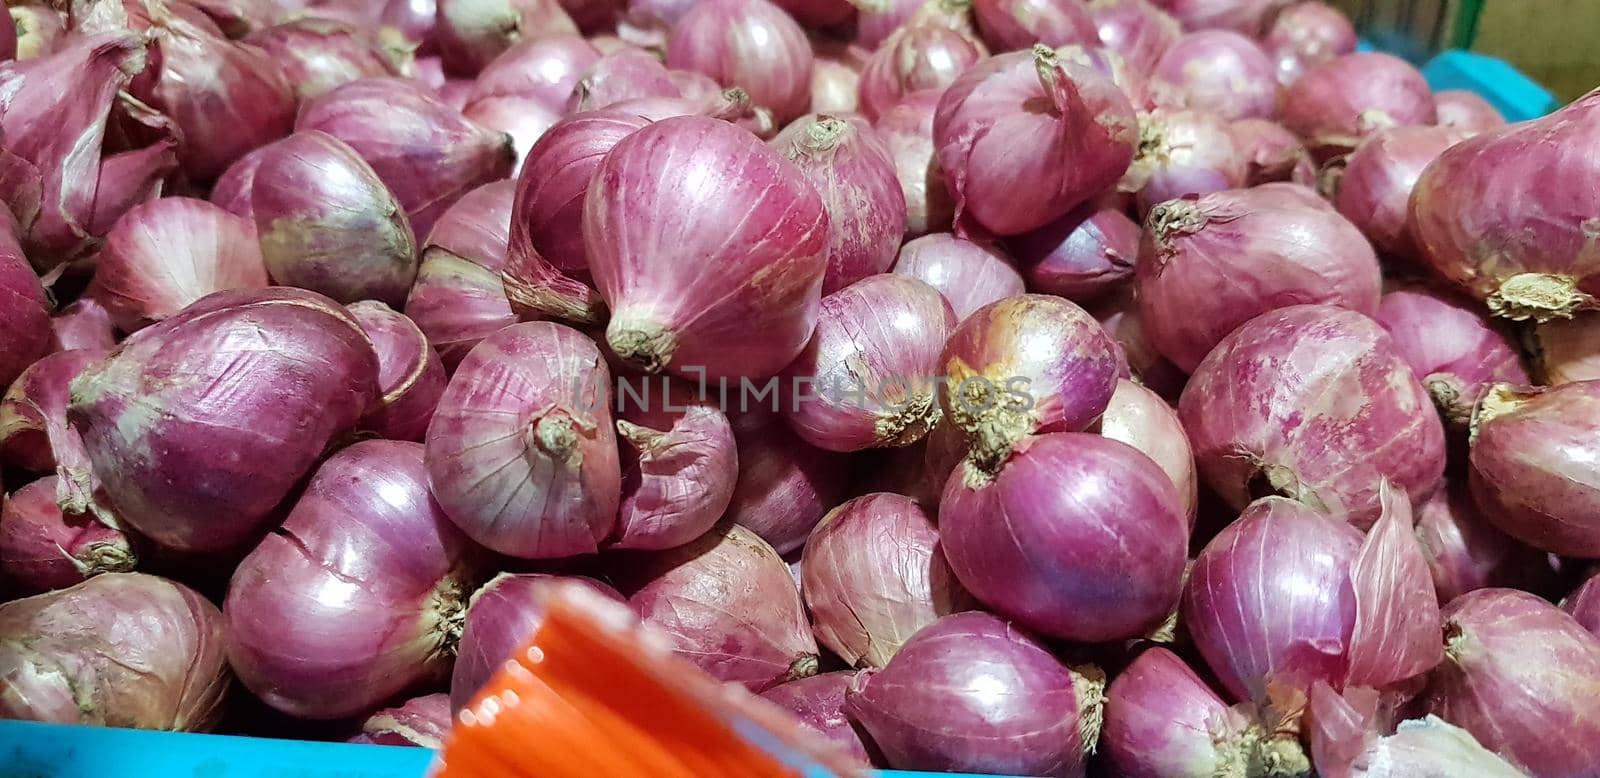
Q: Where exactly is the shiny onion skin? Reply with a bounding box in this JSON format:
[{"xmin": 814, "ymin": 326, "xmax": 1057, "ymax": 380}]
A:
[
  {"xmin": 608, "ymin": 523, "xmax": 820, "ymax": 692},
  {"xmin": 757, "ymin": 672, "xmax": 874, "ymax": 765},
  {"xmin": 809, "ymin": 50, "xmax": 861, "ymax": 115},
  {"xmin": 1409, "ymin": 89, "xmax": 1600, "ymax": 321},
  {"xmin": 1089, "ymin": 0, "xmax": 1182, "ymax": 76},
  {"xmin": 1418, "ymin": 486, "xmax": 1555, "ymax": 606},
  {"xmin": 1280, "ymin": 52, "xmax": 1436, "ymax": 156},
  {"xmin": 1101, "ymin": 378, "xmax": 1196, "ymax": 521},
  {"xmin": 780, "ymin": 275, "xmax": 954, "ymax": 451},
  {"xmin": 844, "ymin": 611, "xmax": 1104, "ymax": 777},
  {"xmin": 1469, "ymin": 382, "xmax": 1600, "ymax": 557},
  {"xmin": 1433, "ymin": 89, "xmax": 1506, "ymax": 133},
  {"xmin": 876, "ymin": 89, "xmax": 954, "ymax": 236},
  {"xmin": 89, "ymin": 197, "xmax": 270, "ymax": 332},
  {"xmin": 0, "ymin": 350, "xmax": 106, "ymax": 514},
  {"xmin": 1136, "ymin": 186, "xmax": 1382, "ymax": 373},
  {"xmin": 68, "ymin": 289, "xmax": 378, "ymax": 552},
  {"xmin": 1424, "ymin": 588, "xmax": 1600, "ymax": 778},
  {"xmin": 384, "ymin": 0, "xmax": 441, "ymax": 54},
  {"xmin": 0, "ymin": 209, "xmax": 49, "ymax": 389},
  {"xmin": 1261, "ymin": 1, "xmax": 1356, "ymax": 86},
  {"xmin": 0, "ymin": 573, "xmax": 228, "ymax": 730},
  {"xmin": 250, "ymin": 131, "xmax": 419, "ymax": 307},
  {"xmin": 1149, "ymin": 31, "xmax": 1278, "ymax": 121},
  {"xmin": 567, "ymin": 49, "xmax": 678, "ymax": 111},
  {"xmin": 1374, "ymin": 284, "xmax": 1528, "ymax": 427},
  {"xmin": 1533, "ymin": 313, "xmax": 1600, "ymax": 385},
  {"xmin": 348, "ymin": 693, "xmax": 452, "ymax": 747},
  {"xmin": 587, "ymin": 116, "xmax": 829, "ymax": 381},
  {"xmin": 725, "ymin": 408, "xmax": 852, "ymax": 555},
  {"xmin": 1156, "ymin": 0, "xmax": 1278, "ymax": 33},
  {"xmin": 296, "ymin": 77, "xmax": 515, "ymax": 238},
  {"xmin": 893, "ymin": 232, "xmax": 1026, "ymax": 320},
  {"xmin": 1333, "ymin": 126, "xmax": 1473, "ymax": 263},
  {"xmin": 467, "ymin": 35, "xmax": 600, "ymax": 113},
  {"xmin": 611, "ymin": 391, "xmax": 738, "ymax": 551},
  {"xmin": 349, "ymin": 301, "xmax": 447, "ymax": 442},
  {"xmin": 1101, "ymin": 647, "xmax": 1261, "ymax": 777},
  {"xmin": 225, "ymin": 441, "xmax": 479, "ymax": 720},
  {"xmin": 49, "ymin": 299, "xmax": 117, "ymax": 354},
  {"xmin": 801, "ymin": 493, "xmax": 968, "ymax": 667},
  {"xmin": 434, "ymin": 0, "xmax": 578, "ymax": 76},
  {"xmin": 774, "ymin": 116, "xmax": 907, "ymax": 295},
  {"xmin": 971, "ymin": 0, "xmax": 1097, "ymax": 52},
  {"xmin": 450, "ymin": 573, "xmax": 623, "ymax": 711},
  {"xmin": 0, "ymin": 477, "xmax": 134, "ymax": 595},
  {"xmin": 406, "ymin": 180, "xmax": 517, "ymax": 368},
  {"xmin": 859, "ymin": 24, "xmax": 986, "ymax": 122},
  {"xmin": 1230, "ymin": 117, "xmax": 1316, "ymax": 185},
  {"xmin": 1566, "ymin": 573, "xmax": 1600, "ymax": 638},
  {"xmin": 933, "ymin": 45, "xmax": 1137, "ymax": 237},
  {"xmin": 941, "ymin": 294, "xmax": 1120, "ymax": 470},
  {"xmin": 1123, "ymin": 108, "xmax": 1247, "ymax": 210},
  {"xmin": 1009, "ymin": 204, "xmax": 1138, "ymax": 302},
  {"xmin": 665, "ymin": 0, "xmax": 814, "ymax": 124},
  {"xmin": 209, "ymin": 145, "xmax": 265, "ymax": 220},
  {"xmin": 426, "ymin": 322, "xmax": 619, "ymax": 559},
  {"xmin": 245, "ymin": 17, "xmax": 396, "ymax": 99},
  {"xmin": 1179, "ymin": 305, "xmax": 1446, "ymax": 529}
]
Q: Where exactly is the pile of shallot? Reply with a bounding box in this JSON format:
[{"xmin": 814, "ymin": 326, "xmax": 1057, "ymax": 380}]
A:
[{"xmin": 1, "ymin": 0, "xmax": 1598, "ymax": 775}]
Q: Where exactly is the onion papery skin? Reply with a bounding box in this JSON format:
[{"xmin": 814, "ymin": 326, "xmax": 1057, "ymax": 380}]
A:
[
  {"xmin": 0, "ymin": 350, "xmax": 107, "ymax": 513},
  {"xmin": 1423, "ymin": 588, "xmax": 1600, "ymax": 778},
  {"xmin": 68, "ymin": 289, "xmax": 379, "ymax": 552},
  {"xmin": 725, "ymin": 408, "xmax": 852, "ymax": 555},
  {"xmin": 971, "ymin": 0, "xmax": 1097, "ymax": 52},
  {"xmin": 1101, "ymin": 647, "xmax": 1261, "ymax": 777},
  {"xmin": 1230, "ymin": 117, "xmax": 1316, "ymax": 185},
  {"xmin": 1374, "ymin": 284, "xmax": 1528, "ymax": 427},
  {"xmin": 610, "ymin": 390, "xmax": 737, "ymax": 551},
  {"xmin": 450, "ymin": 573, "xmax": 623, "ymax": 711},
  {"xmin": 844, "ymin": 611, "xmax": 1103, "ymax": 777},
  {"xmin": 348, "ymin": 693, "xmax": 452, "ymax": 748},
  {"xmin": 774, "ymin": 116, "xmax": 907, "ymax": 295},
  {"xmin": 1347, "ymin": 716, "xmax": 1531, "ymax": 778},
  {"xmin": 250, "ymin": 131, "xmax": 419, "ymax": 307},
  {"xmin": 567, "ymin": 49, "xmax": 678, "ymax": 111},
  {"xmin": 1124, "ymin": 108, "xmax": 1247, "ymax": 210},
  {"xmin": 350, "ymin": 301, "xmax": 447, "ymax": 442},
  {"xmin": 802, "ymin": 493, "xmax": 968, "ymax": 667},
  {"xmin": 434, "ymin": 0, "xmax": 578, "ymax": 77},
  {"xmin": 1178, "ymin": 304, "xmax": 1446, "ymax": 529},
  {"xmin": 1101, "ymin": 377, "xmax": 1196, "ymax": 521},
  {"xmin": 876, "ymin": 89, "xmax": 955, "ymax": 236},
  {"xmin": 758, "ymin": 672, "xmax": 874, "ymax": 765},
  {"xmin": 1333, "ymin": 126, "xmax": 1473, "ymax": 263},
  {"xmin": 780, "ymin": 275, "xmax": 954, "ymax": 452},
  {"xmin": 406, "ymin": 180, "xmax": 517, "ymax": 369},
  {"xmin": 1149, "ymin": 31, "xmax": 1278, "ymax": 120},
  {"xmin": 1469, "ymin": 382, "xmax": 1600, "ymax": 557},
  {"xmin": 468, "ymin": 35, "xmax": 600, "ymax": 114},
  {"xmin": 933, "ymin": 46, "xmax": 1137, "ymax": 237},
  {"xmin": 608, "ymin": 523, "xmax": 819, "ymax": 692},
  {"xmin": 587, "ymin": 116, "xmax": 829, "ymax": 381},
  {"xmin": 1010, "ymin": 204, "xmax": 1138, "ymax": 302},
  {"xmin": 893, "ymin": 232, "xmax": 1026, "ymax": 320},
  {"xmin": 0, "ymin": 477, "xmax": 134, "ymax": 595},
  {"xmin": 1089, "ymin": 0, "xmax": 1181, "ymax": 76},
  {"xmin": 1565, "ymin": 573, "xmax": 1600, "ymax": 638},
  {"xmin": 1409, "ymin": 88, "xmax": 1600, "ymax": 322},
  {"xmin": 1136, "ymin": 186, "xmax": 1382, "ymax": 373},
  {"xmin": 0, "ymin": 209, "xmax": 50, "ymax": 389},
  {"xmin": 1419, "ymin": 485, "xmax": 1555, "ymax": 606},
  {"xmin": 1157, "ymin": 0, "xmax": 1278, "ymax": 33},
  {"xmin": 1280, "ymin": 52, "xmax": 1436, "ymax": 156},
  {"xmin": 90, "ymin": 197, "xmax": 270, "ymax": 332},
  {"xmin": 0, "ymin": 573, "xmax": 228, "ymax": 730},
  {"xmin": 425, "ymin": 322, "xmax": 618, "ymax": 559},
  {"xmin": 245, "ymin": 17, "xmax": 396, "ymax": 99},
  {"xmin": 665, "ymin": 0, "xmax": 813, "ymax": 125},
  {"xmin": 1433, "ymin": 89, "xmax": 1505, "ymax": 133},
  {"xmin": 860, "ymin": 23, "xmax": 987, "ymax": 122},
  {"xmin": 49, "ymin": 300, "xmax": 117, "ymax": 354},
  {"xmin": 940, "ymin": 294, "xmax": 1120, "ymax": 471},
  {"xmin": 296, "ymin": 77, "xmax": 515, "ymax": 238},
  {"xmin": 225, "ymin": 440, "xmax": 478, "ymax": 720},
  {"xmin": 1262, "ymin": 1, "xmax": 1356, "ymax": 86}
]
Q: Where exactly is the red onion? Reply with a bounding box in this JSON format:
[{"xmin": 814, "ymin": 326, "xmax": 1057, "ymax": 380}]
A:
[
  {"xmin": 1088, "ymin": 0, "xmax": 1181, "ymax": 75},
  {"xmin": 406, "ymin": 179, "xmax": 516, "ymax": 368},
  {"xmin": 802, "ymin": 493, "xmax": 968, "ymax": 667},
  {"xmin": 296, "ymin": 77, "xmax": 514, "ymax": 237},
  {"xmin": 1090, "ymin": 287, "xmax": 1185, "ymax": 398},
  {"xmin": 1136, "ymin": 186, "xmax": 1382, "ymax": 372},
  {"xmin": 1179, "ymin": 305, "xmax": 1446, "ymax": 529},
  {"xmin": 1469, "ymin": 382, "xmax": 1600, "ymax": 557},
  {"xmin": 1409, "ymin": 89, "xmax": 1600, "ymax": 321},
  {"xmin": 1124, "ymin": 108, "xmax": 1247, "ymax": 209},
  {"xmin": 858, "ymin": 23, "xmax": 987, "ymax": 121},
  {"xmin": 876, "ymin": 89, "xmax": 954, "ymax": 236},
  {"xmin": 665, "ymin": 0, "xmax": 814, "ymax": 124},
  {"xmin": 68, "ymin": 289, "xmax": 379, "ymax": 552},
  {"xmin": 1565, "ymin": 573, "xmax": 1600, "ymax": 638},
  {"xmin": 726, "ymin": 408, "xmax": 852, "ymax": 554},
  {"xmin": 349, "ymin": 694, "xmax": 452, "ymax": 747},
  {"xmin": 226, "ymin": 440, "xmax": 477, "ymax": 719},
  {"xmin": 89, "ymin": 197, "xmax": 270, "ymax": 332},
  {"xmin": 609, "ymin": 522, "xmax": 819, "ymax": 692},
  {"xmin": 611, "ymin": 389, "xmax": 738, "ymax": 551},
  {"xmin": 1149, "ymin": 31, "xmax": 1277, "ymax": 120},
  {"xmin": 383, "ymin": 0, "xmax": 440, "ymax": 54},
  {"xmin": 1008, "ymin": 204, "xmax": 1137, "ymax": 301},
  {"xmin": 250, "ymin": 131, "xmax": 419, "ymax": 307},
  {"xmin": 245, "ymin": 18, "xmax": 396, "ymax": 99},
  {"xmin": 758, "ymin": 672, "xmax": 874, "ymax": 765},
  {"xmin": 209, "ymin": 145, "xmax": 265, "ymax": 220},
  {"xmin": 1101, "ymin": 647, "xmax": 1264, "ymax": 777},
  {"xmin": 1101, "ymin": 377, "xmax": 1196, "ymax": 520},
  {"xmin": 936, "ymin": 46, "xmax": 1136, "ymax": 236},
  {"xmin": 942, "ymin": 432, "xmax": 1187, "ymax": 641},
  {"xmin": 618, "ymin": 0, "xmax": 698, "ymax": 50},
  {"xmin": 1423, "ymin": 588, "xmax": 1600, "ymax": 777},
  {"xmin": 1230, "ymin": 117, "xmax": 1315, "ymax": 185},
  {"xmin": 1262, "ymin": 1, "xmax": 1355, "ymax": 85},
  {"xmin": 349, "ymin": 301, "xmax": 447, "ymax": 442},
  {"xmin": 893, "ymin": 232, "xmax": 1025, "ymax": 319},
  {"xmin": 468, "ymin": 35, "xmax": 599, "ymax": 113},
  {"xmin": 1433, "ymin": 89, "xmax": 1505, "ymax": 133},
  {"xmin": 1418, "ymin": 485, "xmax": 1555, "ymax": 606},
  {"xmin": 1156, "ymin": 0, "xmax": 1278, "ymax": 33},
  {"xmin": 460, "ymin": 96, "xmax": 558, "ymax": 176},
  {"xmin": 844, "ymin": 611, "xmax": 1103, "ymax": 776},
  {"xmin": 588, "ymin": 116, "xmax": 828, "ymax": 380},
  {"xmin": 567, "ymin": 49, "xmax": 678, "ymax": 111},
  {"xmin": 810, "ymin": 51, "xmax": 861, "ymax": 115},
  {"xmin": 0, "ymin": 212, "xmax": 48, "ymax": 390},
  {"xmin": 854, "ymin": 0, "xmax": 957, "ymax": 50},
  {"xmin": 0, "ymin": 477, "xmax": 134, "ymax": 595},
  {"xmin": 1374, "ymin": 284, "xmax": 1528, "ymax": 426},
  {"xmin": 972, "ymin": 0, "xmax": 1097, "ymax": 52},
  {"xmin": 1332, "ymin": 126, "xmax": 1473, "ymax": 262},
  {"xmin": 1534, "ymin": 314, "xmax": 1600, "ymax": 385},
  {"xmin": 425, "ymin": 322, "xmax": 619, "ymax": 558},
  {"xmin": 434, "ymin": 0, "xmax": 578, "ymax": 76},
  {"xmin": 1280, "ymin": 52, "xmax": 1436, "ymax": 156},
  {"xmin": 435, "ymin": 76, "xmax": 475, "ymax": 108},
  {"xmin": 12, "ymin": 7, "xmax": 65, "ymax": 61},
  {"xmin": 0, "ymin": 573, "xmax": 228, "ymax": 729},
  {"xmin": 450, "ymin": 573, "xmax": 623, "ymax": 710},
  {"xmin": 0, "ymin": 350, "xmax": 105, "ymax": 513},
  {"xmin": 49, "ymin": 299, "xmax": 116, "ymax": 353},
  {"xmin": 774, "ymin": 116, "xmax": 907, "ymax": 295}
]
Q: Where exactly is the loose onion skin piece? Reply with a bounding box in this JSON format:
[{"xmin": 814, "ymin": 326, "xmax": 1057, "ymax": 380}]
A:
[
  {"xmin": 1149, "ymin": 31, "xmax": 1278, "ymax": 120},
  {"xmin": 1179, "ymin": 304, "xmax": 1446, "ymax": 530},
  {"xmin": 0, "ymin": 477, "xmax": 135, "ymax": 595},
  {"xmin": 1331, "ymin": 126, "xmax": 1474, "ymax": 263},
  {"xmin": 1101, "ymin": 647, "xmax": 1261, "ymax": 778},
  {"xmin": 348, "ymin": 693, "xmax": 452, "ymax": 748},
  {"xmin": 1280, "ymin": 52, "xmax": 1436, "ymax": 156},
  {"xmin": 349, "ymin": 301, "xmax": 447, "ymax": 442},
  {"xmin": 1374, "ymin": 284, "xmax": 1528, "ymax": 427},
  {"xmin": 611, "ymin": 390, "xmax": 738, "ymax": 551},
  {"xmin": 665, "ymin": 0, "xmax": 814, "ymax": 124},
  {"xmin": 0, "ymin": 573, "xmax": 229, "ymax": 731},
  {"xmin": 12, "ymin": 7, "xmax": 64, "ymax": 61},
  {"xmin": 893, "ymin": 232, "xmax": 1026, "ymax": 320},
  {"xmin": 1423, "ymin": 588, "xmax": 1600, "ymax": 778},
  {"xmin": 757, "ymin": 672, "xmax": 875, "ymax": 766},
  {"xmin": 971, "ymin": 0, "xmax": 1098, "ymax": 53},
  {"xmin": 1345, "ymin": 716, "xmax": 1530, "ymax": 778},
  {"xmin": 1010, "ymin": 204, "xmax": 1138, "ymax": 302},
  {"xmin": 844, "ymin": 611, "xmax": 1104, "ymax": 777},
  {"xmin": 1469, "ymin": 382, "xmax": 1600, "ymax": 557},
  {"xmin": 725, "ymin": 408, "xmax": 852, "ymax": 555},
  {"xmin": 1433, "ymin": 89, "xmax": 1505, "ymax": 132},
  {"xmin": 1100, "ymin": 378, "xmax": 1196, "ymax": 522},
  {"xmin": 0, "ymin": 349, "xmax": 105, "ymax": 490},
  {"xmin": 876, "ymin": 88, "xmax": 953, "ymax": 236},
  {"xmin": 1418, "ymin": 485, "xmax": 1556, "ymax": 605}
]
